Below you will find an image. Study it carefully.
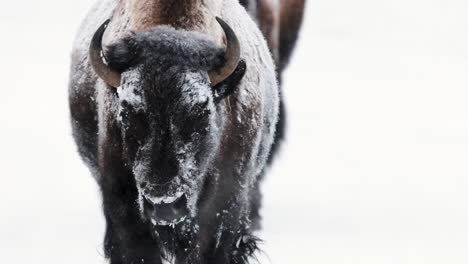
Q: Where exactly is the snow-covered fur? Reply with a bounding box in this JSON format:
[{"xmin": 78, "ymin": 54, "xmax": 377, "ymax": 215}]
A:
[
  {"xmin": 69, "ymin": 1, "xmax": 279, "ymax": 263},
  {"xmin": 239, "ymin": 0, "xmax": 306, "ymax": 164}
]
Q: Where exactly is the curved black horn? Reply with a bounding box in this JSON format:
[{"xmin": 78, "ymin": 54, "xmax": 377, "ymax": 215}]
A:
[
  {"xmin": 89, "ymin": 19, "xmax": 121, "ymax": 88},
  {"xmin": 208, "ymin": 17, "xmax": 241, "ymax": 87}
]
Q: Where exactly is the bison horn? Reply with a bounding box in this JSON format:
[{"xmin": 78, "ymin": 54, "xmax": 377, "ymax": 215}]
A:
[
  {"xmin": 89, "ymin": 19, "xmax": 122, "ymax": 88},
  {"xmin": 208, "ymin": 17, "xmax": 241, "ymax": 87}
]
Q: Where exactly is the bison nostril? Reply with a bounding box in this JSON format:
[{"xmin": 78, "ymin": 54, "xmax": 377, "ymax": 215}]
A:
[
  {"xmin": 143, "ymin": 195, "xmax": 154, "ymax": 210},
  {"xmin": 173, "ymin": 194, "xmax": 188, "ymax": 210}
]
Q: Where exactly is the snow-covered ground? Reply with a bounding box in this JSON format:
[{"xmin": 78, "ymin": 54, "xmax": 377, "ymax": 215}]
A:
[{"xmin": 1, "ymin": 0, "xmax": 468, "ymax": 263}]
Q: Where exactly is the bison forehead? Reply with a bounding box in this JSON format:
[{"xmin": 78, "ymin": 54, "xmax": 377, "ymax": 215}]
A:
[
  {"xmin": 117, "ymin": 69, "xmax": 213, "ymax": 112},
  {"xmin": 115, "ymin": 25, "xmax": 225, "ymax": 71}
]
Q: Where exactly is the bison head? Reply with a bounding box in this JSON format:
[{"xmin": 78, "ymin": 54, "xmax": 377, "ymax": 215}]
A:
[{"xmin": 89, "ymin": 18, "xmax": 246, "ymax": 226}]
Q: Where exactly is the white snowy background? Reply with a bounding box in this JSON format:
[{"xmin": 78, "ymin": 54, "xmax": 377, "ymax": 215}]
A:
[{"xmin": 1, "ymin": 0, "xmax": 468, "ymax": 263}]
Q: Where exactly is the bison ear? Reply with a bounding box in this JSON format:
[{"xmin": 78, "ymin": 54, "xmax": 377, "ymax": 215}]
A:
[{"xmin": 212, "ymin": 59, "xmax": 246, "ymax": 104}]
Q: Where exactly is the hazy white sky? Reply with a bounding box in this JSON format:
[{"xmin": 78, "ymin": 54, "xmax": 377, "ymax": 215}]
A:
[{"xmin": 1, "ymin": 0, "xmax": 468, "ymax": 263}]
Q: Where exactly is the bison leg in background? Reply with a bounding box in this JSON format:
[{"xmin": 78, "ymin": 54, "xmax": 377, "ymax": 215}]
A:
[
  {"xmin": 274, "ymin": 0, "xmax": 306, "ymax": 162},
  {"xmin": 251, "ymin": 0, "xmax": 306, "ymax": 71},
  {"xmin": 278, "ymin": 0, "xmax": 306, "ymax": 72}
]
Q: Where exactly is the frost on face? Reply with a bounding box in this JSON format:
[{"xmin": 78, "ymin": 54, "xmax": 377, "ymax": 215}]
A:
[
  {"xmin": 145, "ymin": 190, "xmax": 185, "ymax": 205},
  {"xmin": 117, "ymin": 67, "xmax": 224, "ymax": 227},
  {"xmin": 151, "ymin": 216, "xmax": 187, "ymax": 228},
  {"xmin": 138, "ymin": 71, "xmax": 220, "ymax": 217},
  {"xmin": 133, "ymin": 138, "xmax": 200, "ymax": 222},
  {"xmin": 180, "ymin": 72, "xmax": 211, "ymax": 105},
  {"xmin": 117, "ymin": 70, "xmax": 146, "ymax": 113},
  {"xmin": 167, "ymin": 138, "xmax": 201, "ymax": 215}
]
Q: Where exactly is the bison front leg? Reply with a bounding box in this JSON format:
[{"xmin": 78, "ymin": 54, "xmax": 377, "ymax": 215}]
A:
[
  {"xmin": 204, "ymin": 206, "xmax": 260, "ymax": 264},
  {"xmin": 101, "ymin": 182, "xmax": 162, "ymax": 264},
  {"xmin": 200, "ymin": 182, "xmax": 261, "ymax": 264}
]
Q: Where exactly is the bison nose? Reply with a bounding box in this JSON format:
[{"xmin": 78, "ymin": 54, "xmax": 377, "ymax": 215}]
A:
[{"xmin": 143, "ymin": 193, "xmax": 189, "ymax": 226}]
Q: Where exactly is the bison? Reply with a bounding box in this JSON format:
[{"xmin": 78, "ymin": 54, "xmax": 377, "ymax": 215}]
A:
[{"xmin": 69, "ymin": 0, "xmax": 282, "ymax": 263}]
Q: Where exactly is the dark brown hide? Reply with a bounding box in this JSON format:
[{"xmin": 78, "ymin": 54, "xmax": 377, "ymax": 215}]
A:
[
  {"xmin": 255, "ymin": 0, "xmax": 306, "ymax": 71},
  {"xmin": 256, "ymin": 0, "xmax": 280, "ymax": 63},
  {"xmin": 278, "ymin": 0, "xmax": 306, "ymax": 71},
  {"xmin": 114, "ymin": 0, "xmax": 210, "ymax": 31}
]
